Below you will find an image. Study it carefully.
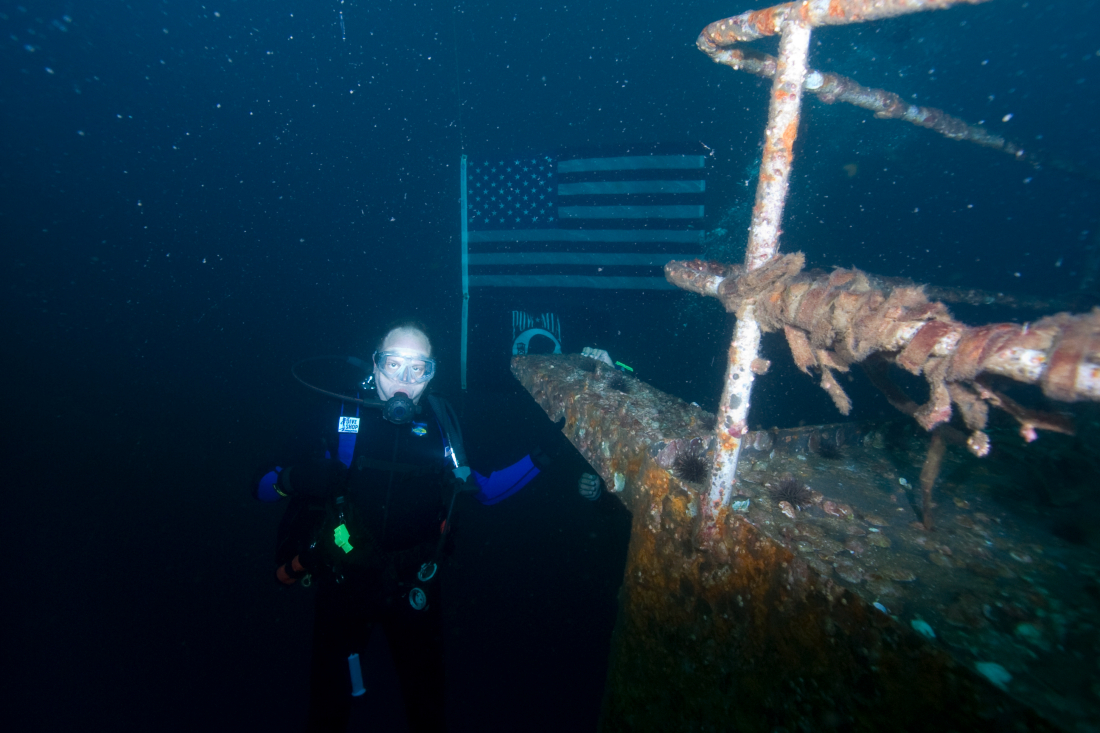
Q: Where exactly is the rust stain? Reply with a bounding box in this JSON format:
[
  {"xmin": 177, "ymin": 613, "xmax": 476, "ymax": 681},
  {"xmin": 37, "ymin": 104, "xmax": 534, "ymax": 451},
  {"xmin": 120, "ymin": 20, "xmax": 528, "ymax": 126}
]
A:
[{"xmin": 511, "ymin": 354, "xmax": 1058, "ymax": 732}]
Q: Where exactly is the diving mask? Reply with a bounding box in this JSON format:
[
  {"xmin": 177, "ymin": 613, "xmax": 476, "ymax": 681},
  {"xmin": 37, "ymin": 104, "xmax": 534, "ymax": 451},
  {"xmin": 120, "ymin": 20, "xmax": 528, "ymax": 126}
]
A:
[{"xmin": 373, "ymin": 350, "xmax": 436, "ymax": 385}]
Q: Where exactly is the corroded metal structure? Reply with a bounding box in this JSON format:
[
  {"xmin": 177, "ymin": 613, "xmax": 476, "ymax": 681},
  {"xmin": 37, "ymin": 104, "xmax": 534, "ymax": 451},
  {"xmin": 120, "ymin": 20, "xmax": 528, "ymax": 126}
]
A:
[
  {"xmin": 667, "ymin": 254, "xmax": 1092, "ymax": 451},
  {"xmin": 692, "ymin": 0, "xmax": 1098, "ymax": 516},
  {"xmin": 507, "ymin": 1, "xmax": 1100, "ymax": 730},
  {"xmin": 512, "ymin": 355, "xmax": 1074, "ymax": 731}
]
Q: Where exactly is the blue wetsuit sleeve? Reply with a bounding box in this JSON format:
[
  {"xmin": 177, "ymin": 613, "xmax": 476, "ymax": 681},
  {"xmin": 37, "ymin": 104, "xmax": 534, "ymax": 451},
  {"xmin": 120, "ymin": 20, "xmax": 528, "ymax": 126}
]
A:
[
  {"xmin": 473, "ymin": 455, "xmax": 540, "ymax": 506},
  {"xmin": 253, "ymin": 467, "xmax": 285, "ymax": 502}
]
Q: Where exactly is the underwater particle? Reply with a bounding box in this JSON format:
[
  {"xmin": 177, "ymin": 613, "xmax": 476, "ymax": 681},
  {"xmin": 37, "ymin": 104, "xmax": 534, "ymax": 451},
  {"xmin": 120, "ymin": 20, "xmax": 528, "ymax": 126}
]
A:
[
  {"xmin": 911, "ymin": 619, "xmax": 936, "ymax": 639},
  {"xmin": 607, "ymin": 372, "xmax": 630, "ymax": 393},
  {"xmin": 768, "ymin": 474, "xmax": 812, "ymax": 510},
  {"xmin": 975, "ymin": 661, "xmax": 1012, "ymax": 690},
  {"xmin": 672, "ymin": 442, "xmax": 711, "ymax": 484}
]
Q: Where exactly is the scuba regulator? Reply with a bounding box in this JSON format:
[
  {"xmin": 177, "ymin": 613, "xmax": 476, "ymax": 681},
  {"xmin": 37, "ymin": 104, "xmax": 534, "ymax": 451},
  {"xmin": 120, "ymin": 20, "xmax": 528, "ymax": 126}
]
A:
[{"xmin": 290, "ymin": 355, "xmax": 423, "ymax": 425}]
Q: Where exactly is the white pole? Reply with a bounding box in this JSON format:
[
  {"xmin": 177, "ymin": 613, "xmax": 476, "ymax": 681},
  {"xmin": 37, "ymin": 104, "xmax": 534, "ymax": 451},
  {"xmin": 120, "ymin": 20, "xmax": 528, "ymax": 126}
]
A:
[
  {"xmin": 460, "ymin": 154, "xmax": 470, "ymax": 391},
  {"xmin": 705, "ymin": 20, "xmax": 812, "ymax": 523}
]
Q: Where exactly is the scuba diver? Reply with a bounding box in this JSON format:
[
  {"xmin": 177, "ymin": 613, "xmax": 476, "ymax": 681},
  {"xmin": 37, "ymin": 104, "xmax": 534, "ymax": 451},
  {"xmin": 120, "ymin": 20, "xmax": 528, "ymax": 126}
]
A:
[{"xmin": 252, "ymin": 322, "xmax": 544, "ymax": 732}]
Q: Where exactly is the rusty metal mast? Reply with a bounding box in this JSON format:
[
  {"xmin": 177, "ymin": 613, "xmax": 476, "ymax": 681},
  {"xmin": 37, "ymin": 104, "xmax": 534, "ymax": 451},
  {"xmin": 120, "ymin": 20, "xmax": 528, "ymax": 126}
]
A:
[{"xmin": 687, "ymin": 0, "xmax": 1097, "ymax": 524}]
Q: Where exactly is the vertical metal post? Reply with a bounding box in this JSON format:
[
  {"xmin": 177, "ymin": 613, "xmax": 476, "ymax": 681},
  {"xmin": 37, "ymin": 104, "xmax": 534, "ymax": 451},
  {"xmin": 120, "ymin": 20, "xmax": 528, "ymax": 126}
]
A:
[
  {"xmin": 460, "ymin": 154, "xmax": 470, "ymax": 391},
  {"xmin": 705, "ymin": 20, "xmax": 813, "ymax": 519}
]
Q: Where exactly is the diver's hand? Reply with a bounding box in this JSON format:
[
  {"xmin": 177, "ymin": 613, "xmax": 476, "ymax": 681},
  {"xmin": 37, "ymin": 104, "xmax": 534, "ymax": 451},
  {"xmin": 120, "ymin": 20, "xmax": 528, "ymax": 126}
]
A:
[
  {"xmin": 581, "ymin": 347, "xmax": 613, "ymax": 366},
  {"xmin": 578, "ymin": 472, "xmax": 602, "ymax": 501},
  {"xmin": 452, "ymin": 466, "xmax": 481, "ymax": 492}
]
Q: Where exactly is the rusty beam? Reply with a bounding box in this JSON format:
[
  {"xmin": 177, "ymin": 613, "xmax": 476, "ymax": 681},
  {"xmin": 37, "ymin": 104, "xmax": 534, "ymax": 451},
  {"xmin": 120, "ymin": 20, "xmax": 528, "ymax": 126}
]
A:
[
  {"xmin": 698, "ymin": 1, "xmax": 1100, "ymax": 184},
  {"xmin": 697, "ymin": 0, "xmax": 990, "ymax": 49},
  {"xmin": 668, "ymin": 256, "xmax": 1090, "ymax": 453}
]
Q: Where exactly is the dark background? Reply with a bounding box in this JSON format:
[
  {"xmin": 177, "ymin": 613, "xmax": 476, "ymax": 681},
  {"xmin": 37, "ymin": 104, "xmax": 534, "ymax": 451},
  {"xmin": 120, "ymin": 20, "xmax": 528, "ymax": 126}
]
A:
[{"xmin": 2, "ymin": 0, "xmax": 1098, "ymax": 730}]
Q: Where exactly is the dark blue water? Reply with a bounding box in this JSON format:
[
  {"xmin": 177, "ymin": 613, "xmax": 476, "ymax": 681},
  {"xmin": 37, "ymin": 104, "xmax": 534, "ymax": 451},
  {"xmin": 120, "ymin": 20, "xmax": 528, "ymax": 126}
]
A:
[{"xmin": 3, "ymin": 1, "xmax": 1097, "ymax": 730}]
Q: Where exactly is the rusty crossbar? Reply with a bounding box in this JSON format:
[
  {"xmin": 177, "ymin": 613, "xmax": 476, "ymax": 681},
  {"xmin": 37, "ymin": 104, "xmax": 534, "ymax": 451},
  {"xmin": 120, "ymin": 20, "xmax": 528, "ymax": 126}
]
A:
[
  {"xmin": 687, "ymin": 0, "xmax": 1090, "ymax": 521},
  {"xmin": 698, "ymin": 3, "xmax": 1099, "ymax": 182}
]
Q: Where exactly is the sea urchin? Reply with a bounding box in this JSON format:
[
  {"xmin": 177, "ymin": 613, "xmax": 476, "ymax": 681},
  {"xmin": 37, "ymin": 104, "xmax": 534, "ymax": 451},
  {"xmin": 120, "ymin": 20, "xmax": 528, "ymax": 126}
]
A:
[
  {"xmin": 672, "ymin": 442, "xmax": 711, "ymax": 484},
  {"xmin": 768, "ymin": 474, "xmax": 812, "ymax": 510},
  {"xmin": 607, "ymin": 372, "xmax": 630, "ymax": 393}
]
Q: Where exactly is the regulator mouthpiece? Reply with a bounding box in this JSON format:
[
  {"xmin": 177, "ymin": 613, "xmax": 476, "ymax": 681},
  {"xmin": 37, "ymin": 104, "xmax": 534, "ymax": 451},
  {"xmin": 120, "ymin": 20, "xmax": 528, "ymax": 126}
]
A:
[{"xmin": 383, "ymin": 393, "xmax": 418, "ymax": 424}]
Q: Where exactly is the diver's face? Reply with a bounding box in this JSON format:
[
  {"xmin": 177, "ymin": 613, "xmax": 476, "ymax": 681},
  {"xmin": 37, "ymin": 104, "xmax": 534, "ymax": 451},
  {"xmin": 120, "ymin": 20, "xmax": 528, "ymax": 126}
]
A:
[{"xmin": 373, "ymin": 330, "xmax": 432, "ymax": 404}]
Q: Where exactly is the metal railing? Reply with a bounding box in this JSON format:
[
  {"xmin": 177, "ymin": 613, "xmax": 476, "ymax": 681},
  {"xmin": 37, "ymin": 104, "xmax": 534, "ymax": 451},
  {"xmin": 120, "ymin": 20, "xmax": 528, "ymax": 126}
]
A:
[{"xmin": 683, "ymin": 0, "xmax": 1097, "ymax": 526}]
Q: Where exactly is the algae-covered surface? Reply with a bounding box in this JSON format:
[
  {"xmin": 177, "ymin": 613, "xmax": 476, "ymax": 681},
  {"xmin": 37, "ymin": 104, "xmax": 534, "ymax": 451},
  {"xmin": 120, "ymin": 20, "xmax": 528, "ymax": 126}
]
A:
[
  {"xmin": 738, "ymin": 419, "xmax": 1100, "ymax": 732},
  {"xmin": 514, "ymin": 354, "xmax": 1100, "ymax": 732}
]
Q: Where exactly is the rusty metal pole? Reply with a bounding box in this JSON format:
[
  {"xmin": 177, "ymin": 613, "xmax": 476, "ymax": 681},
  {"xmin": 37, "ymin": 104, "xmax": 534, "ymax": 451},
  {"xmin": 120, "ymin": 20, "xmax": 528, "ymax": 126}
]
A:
[{"xmin": 705, "ymin": 19, "xmax": 812, "ymax": 522}]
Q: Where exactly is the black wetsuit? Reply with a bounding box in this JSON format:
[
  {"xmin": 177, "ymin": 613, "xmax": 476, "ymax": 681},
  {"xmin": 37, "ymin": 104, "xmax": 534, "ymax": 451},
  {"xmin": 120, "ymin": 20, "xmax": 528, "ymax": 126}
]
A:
[{"xmin": 265, "ymin": 394, "xmax": 458, "ymax": 732}]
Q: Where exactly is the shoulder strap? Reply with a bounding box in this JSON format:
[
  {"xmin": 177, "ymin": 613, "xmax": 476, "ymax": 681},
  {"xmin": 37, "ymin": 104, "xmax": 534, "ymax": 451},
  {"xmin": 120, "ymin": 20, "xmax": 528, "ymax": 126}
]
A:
[{"xmin": 426, "ymin": 394, "xmax": 468, "ymax": 474}]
